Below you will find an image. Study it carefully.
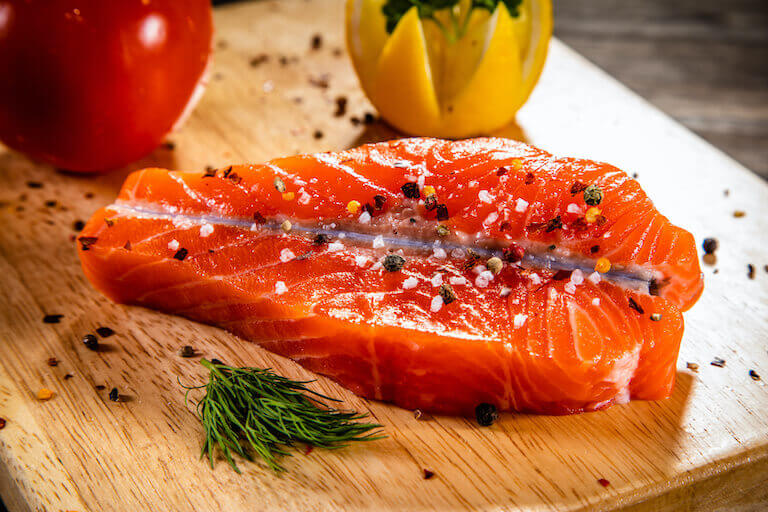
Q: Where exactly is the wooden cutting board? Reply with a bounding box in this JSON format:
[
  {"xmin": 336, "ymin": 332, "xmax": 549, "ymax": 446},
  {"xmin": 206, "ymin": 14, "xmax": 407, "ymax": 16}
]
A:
[{"xmin": 1, "ymin": 1, "xmax": 767, "ymax": 510}]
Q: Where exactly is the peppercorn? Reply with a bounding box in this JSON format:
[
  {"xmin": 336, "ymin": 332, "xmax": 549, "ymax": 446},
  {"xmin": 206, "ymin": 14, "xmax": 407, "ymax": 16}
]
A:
[
  {"xmin": 435, "ymin": 204, "xmax": 449, "ymax": 221},
  {"xmin": 401, "ymin": 182, "xmax": 420, "ymax": 199},
  {"xmin": 701, "ymin": 238, "xmax": 718, "ymax": 254},
  {"xmin": 583, "ymin": 185, "xmax": 603, "ymax": 206},
  {"xmin": 109, "ymin": 388, "xmax": 119, "ymax": 402},
  {"xmin": 0, "ymin": 418, "xmax": 6, "ymax": 430},
  {"xmin": 313, "ymin": 233, "xmax": 330, "ymax": 245},
  {"xmin": 273, "ymin": 177, "xmax": 286, "ymax": 193},
  {"xmin": 281, "ymin": 220, "xmax": 292, "ymax": 233},
  {"xmin": 438, "ymin": 283, "xmax": 456, "ymax": 305},
  {"xmin": 423, "ymin": 195, "xmax": 438, "ymax": 211},
  {"xmin": 475, "ymin": 403, "xmax": 498, "ymax": 427},
  {"xmin": 382, "ymin": 254, "xmax": 406, "ymax": 272},
  {"xmin": 179, "ymin": 345, "xmax": 196, "ymax": 358},
  {"xmin": 82, "ymin": 334, "xmax": 99, "ymax": 351},
  {"xmin": 502, "ymin": 244, "xmax": 525, "ymax": 263},
  {"xmin": 95, "ymin": 327, "xmax": 115, "ymax": 338},
  {"xmin": 486, "ymin": 257, "xmax": 503, "ymax": 274},
  {"xmin": 423, "ymin": 469, "xmax": 435, "ymax": 480}
]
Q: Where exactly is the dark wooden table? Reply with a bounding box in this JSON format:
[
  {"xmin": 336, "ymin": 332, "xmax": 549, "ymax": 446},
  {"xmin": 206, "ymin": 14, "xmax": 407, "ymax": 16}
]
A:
[{"xmin": 554, "ymin": 0, "xmax": 768, "ymax": 179}]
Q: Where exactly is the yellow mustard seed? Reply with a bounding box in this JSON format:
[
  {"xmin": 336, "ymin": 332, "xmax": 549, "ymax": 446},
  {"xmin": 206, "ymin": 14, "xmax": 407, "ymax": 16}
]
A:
[
  {"xmin": 422, "ymin": 185, "xmax": 436, "ymax": 197},
  {"xmin": 585, "ymin": 207, "xmax": 602, "ymax": 223},
  {"xmin": 486, "ymin": 257, "xmax": 503, "ymax": 274},
  {"xmin": 37, "ymin": 388, "xmax": 54, "ymax": 401},
  {"xmin": 595, "ymin": 257, "xmax": 611, "ymax": 273},
  {"xmin": 281, "ymin": 220, "xmax": 292, "ymax": 233},
  {"xmin": 346, "ymin": 200, "xmax": 361, "ymax": 213},
  {"xmin": 511, "ymin": 159, "xmax": 522, "ymax": 170}
]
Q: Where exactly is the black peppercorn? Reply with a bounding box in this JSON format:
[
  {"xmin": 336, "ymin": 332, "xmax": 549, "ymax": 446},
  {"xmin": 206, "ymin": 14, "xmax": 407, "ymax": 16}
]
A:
[
  {"xmin": 109, "ymin": 388, "xmax": 119, "ymax": 402},
  {"xmin": 382, "ymin": 254, "xmax": 406, "ymax": 272},
  {"xmin": 701, "ymin": 238, "xmax": 718, "ymax": 254},
  {"xmin": 475, "ymin": 403, "xmax": 498, "ymax": 426},
  {"xmin": 179, "ymin": 345, "xmax": 195, "ymax": 358},
  {"xmin": 82, "ymin": 334, "xmax": 99, "ymax": 351}
]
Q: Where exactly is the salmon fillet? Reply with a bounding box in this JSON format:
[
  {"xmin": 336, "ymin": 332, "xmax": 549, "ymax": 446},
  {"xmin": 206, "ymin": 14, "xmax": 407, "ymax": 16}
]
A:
[{"xmin": 77, "ymin": 138, "xmax": 703, "ymax": 415}]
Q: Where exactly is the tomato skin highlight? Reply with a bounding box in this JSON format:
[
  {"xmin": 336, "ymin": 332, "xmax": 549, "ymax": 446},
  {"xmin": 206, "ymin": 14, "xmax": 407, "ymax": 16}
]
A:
[{"xmin": 0, "ymin": 0, "xmax": 213, "ymax": 172}]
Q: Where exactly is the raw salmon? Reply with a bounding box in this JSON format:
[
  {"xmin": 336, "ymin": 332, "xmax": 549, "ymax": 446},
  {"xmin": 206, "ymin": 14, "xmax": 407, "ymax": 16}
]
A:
[{"xmin": 77, "ymin": 138, "xmax": 703, "ymax": 415}]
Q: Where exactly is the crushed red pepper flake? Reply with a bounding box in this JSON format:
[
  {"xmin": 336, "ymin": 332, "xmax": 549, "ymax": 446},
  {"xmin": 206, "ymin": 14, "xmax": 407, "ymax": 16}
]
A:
[
  {"xmin": 499, "ymin": 221, "xmax": 511, "ymax": 232},
  {"xmin": 496, "ymin": 167, "xmax": 508, "ymax": 176},
  {"xmin": 749, "ymin": 370, "xmax": 760, "ymax": 381},
  {"xmin": 401, "ymin": 182, "xmax": 420, "ymax": 199},
  {"xmin": 77, "ymin": 236, "xmax": 98, "ymax": 251},
  {"xmin": 104, "ymin": 217, "xmax": 115, "ymax": 227},
  {"xmin": 43, "ymin": 314, "xmax": 64, "ymax": 324},
  {"xmin": 173, "ymin": 248, "xmax": 188, "ymax": 261},
  {"xmin": 628, "ymin": 298, "xmax": 644, "ymax": 314},
  {"xmin": 686, "ymin": 362, "xmax": 699, "ymax": 372},
  {"xmin": 47, "ymin": 357, "xmax": 59, "ymax": 367},
  {"xmin": 253, "ymin": 212, "xmax": 267, "ymax": 224},
  {"xmin": 552, "ymin": 270, "xmax": 572, "ymax": 280},
  {"xmin": 0, "ymin": 418, "xmax": 6, "ymax": 430},
  {"xmin": 597, "ymin": 478, "xmax": 610, "ymax": 487},
  {"xmin": 203, "ymin": 166, "xmax": 217, "ymax": 178},
  {"xmin": 524, "ymin": 172, "xmax": 535, "ymax": 184},
  {"xmin": 334, "ymin": 96, "xmax": 348, "ymax": 117},
  {"xmin": 423, "ymin": 469, "xmax": 435, "ymax": 480},
  {"xmin": 747, "ymin": 264, "xmax": 755, "ymax": 279},
  {"xmin": 711, "ymin": 357, "xmax": 726, "ymax": 368},
  {"xmin": 123, "ymin": 241, "xmax": 132, "ymax": 251},
  {"xmin": 373, "ymin": 194, "xmax": 387, "ymax": 210},
  {"xmin": 570, "ymin": 181, "xmax": 588, "ymax": 195},
  {"xmin": 304, "ymin": 444, "xmax": 314, "ymax": 455}
]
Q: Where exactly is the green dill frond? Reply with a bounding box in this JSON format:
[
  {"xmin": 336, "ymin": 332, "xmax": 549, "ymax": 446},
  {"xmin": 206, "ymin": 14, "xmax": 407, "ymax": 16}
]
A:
[{"xmin": 181, "ymin": 359, "xmax": 385, "ymax": 473}]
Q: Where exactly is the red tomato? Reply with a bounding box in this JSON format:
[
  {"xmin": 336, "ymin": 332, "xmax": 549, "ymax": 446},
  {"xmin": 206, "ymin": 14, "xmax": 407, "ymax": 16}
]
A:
[{"xmin": 0, "ymin": 1, "xmax": 212, "ymax": 172}]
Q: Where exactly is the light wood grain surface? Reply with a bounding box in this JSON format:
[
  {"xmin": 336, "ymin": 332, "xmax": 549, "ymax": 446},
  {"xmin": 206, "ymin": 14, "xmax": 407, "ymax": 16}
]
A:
[{"xmin": 1, "ymin": 1, "xmax": 767, "ymax": 511}]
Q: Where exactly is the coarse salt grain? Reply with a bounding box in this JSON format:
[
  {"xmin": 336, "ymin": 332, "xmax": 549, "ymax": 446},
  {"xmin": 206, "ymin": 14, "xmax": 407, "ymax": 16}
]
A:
[
  {"xmin": 372, "ymin": 235, "xmax": 385, "ymax": 249},
  {"xmin": 327, "ymin": 241, "xmax": 344, "ymax": 252},
  {"xmin": 451, "ymin": 248, "xmax": 465, "ymax": 259},
  {"xmin": 430, "ymin": 274, "xmax": 443, "ymax": 287},
  {"xmin": 279, "ymin": 248, "xmax": 295, "ymax": 262},
  {"xmin": 358, "ymin": 211, "xmax": 371, "ymax": 224},
  {"xmin": 449, "ymin": 276, "xmax": 466, "ymax": 286},
  {"xmin": 402, "ymin": 277, "xmax": 419, "ymax": 289},
  {"xmin": 199, "ymin": 224, "xmax": 214, "ymax": 237},
  {"xmin": 298, "ymin": 190, "xmax": 311, "ymax": 205},
  {"xmin": 513, "ymin": 314, "xmax": 528, "ymax": 328},
  {"xmin": 468, "ymin": 181, "xmax": 478, "ymax": 188},
  {"xmin": 529, "ymin": 273, "xmax": 541, "ymax": 285},
  {"xmin": 478, "ymin": 190, "xmax": 493, "ymax": 203},
  {"xmin": 500, "ymin": 287, "xmax": 512, "ymax": 297},
  {"xmin": 354, "ymin": 255, "xmax": 369, "ymax": 267},
  {"xmin": 274, "ymin": 281, "xmax": 288, "ymax": 295},
  {"xmin": 588, "ymin": 271, "xmax": 601, "ymax": 284},
  {"xmin": 484, "ymin": 212, "xmax": 499, "ymax": 225},
  {"xmin": 473, "ymin": 265, "xmax": 487, "ymax": 275},
  {"xmin": 515, "ymin": 198, "xmax": 528, "ymax": 212},
  {"xmin": 592, "ymin": 298, "xmax": 601, "ymax": 306},
  {"xmin": 570, "ymin": 268, "xmax": 584, "ymax": 285},
  {"xmin": 168, "ymin": 239, "xmax": 179, "ymax": 251},
  {"xmin": 566, "ymin": 203, "xmax": 582, "ymax": 214},
  {"xmin": 564, "ymin": 282, "xmax": 576, "ymax": 294},
  {"xmin": 430, "ymin": 295, "xmax": 444, "ymax": 312},
  {"xmin": 433, "ymin": 247, "xmax": 447, "ymax": 259}
]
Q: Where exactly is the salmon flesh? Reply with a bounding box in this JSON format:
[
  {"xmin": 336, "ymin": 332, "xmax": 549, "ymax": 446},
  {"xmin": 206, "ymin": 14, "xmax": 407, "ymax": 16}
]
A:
[{"xmin": 77, "ymin": 138, "xmax": 703, "ymax": 415}]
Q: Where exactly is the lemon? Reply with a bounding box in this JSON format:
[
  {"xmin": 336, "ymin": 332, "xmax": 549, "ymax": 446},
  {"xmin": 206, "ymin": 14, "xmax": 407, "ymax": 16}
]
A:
[{"xmin": 345, "ymin": 0, "xmax": 552, "ymax": 138}]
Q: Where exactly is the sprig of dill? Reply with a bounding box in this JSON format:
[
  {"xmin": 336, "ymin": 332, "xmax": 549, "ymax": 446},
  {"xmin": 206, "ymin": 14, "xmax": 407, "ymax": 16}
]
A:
[{"xmin": 181, "ymin": 359, "xmax": 384, "ymax": 473}]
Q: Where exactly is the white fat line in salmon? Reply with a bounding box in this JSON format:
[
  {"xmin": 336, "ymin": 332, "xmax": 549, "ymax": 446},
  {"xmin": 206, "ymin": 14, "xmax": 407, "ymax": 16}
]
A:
[{"xmin": 109, "ymin": 202, "xmax": 662, "ymax": 295}]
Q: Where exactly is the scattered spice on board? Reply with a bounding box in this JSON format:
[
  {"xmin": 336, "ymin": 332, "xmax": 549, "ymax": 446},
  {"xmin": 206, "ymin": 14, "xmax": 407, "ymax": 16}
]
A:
[
  {"xmin": 423, "ymin": 469, "xmax": 435, "ymax": 480},
  {"xmin": 161, "ymin": 141, "xmax": 175, "ymax": 150},
  {"xmin": 373, "ymin": 194, "xmax": 387, "ymax": 210},
  {"xmin": 733, "ymin": 210, "xmax": 745, "ymax": 218},
  {"xmin": 702, "ymin": 253, "xmax": 717, "ymax": 266},
  {"xmin": 628, "ymin": 298, "xmax": 644, "ymax": 314},
  {"xmin": 686, "ymin": 362, "xmax": 699, "ymax": 372},
  {"xmin": 309, "ymin": 74, "xmax": 330, "ymax": 88},
  {"xmin": 749, "ymin": 370, "xmax": 761, "ymax": 381},
  {"xmin": 597, "ymin": 478, "xmax": 610, "ymax": 488},
  {"xmin": 95, "ymin": 385, "xmax": 106, "ymax": 391},
  {"xmin": 710, "ymin": 357, "xmax": 726, "ymax": 368},
  {"xmin": 203, "ymin": 166, "xmax": 217, "ymax": 178},
  {"xmin": 77, "ymin": 236, "xmax": 98, "ymax": 251},
  {"xmin": 273, "ymin": 177, "xmax": 286, "ymax": 193},
  {"xmin": 364, "ymin": 112, "xmax": 376, "ymax": 124},
  {"xmin": 552, "ymin": 270, "xmax": 572, "ymax": 281},
  {"xmin": 37, "ymin": 389, "xmax": 54, "ymax": 401},
  {"xmin": 650, "ymin": 313, "xmax": 662, "ymax": 322},
  {"xmin": 383, "ymin": 254, "xmax": 406, "ymax": 272},
  {"xmin": 702, "ymin": 238, "xmax": 718, "ymax": 254},
  {"xmin": 44, "ymin": 199, "xmax": 57, "ymax": 208},
  {"xmin": 313, "ymin": 233, "xmax": 330, "ymax": 245},
  {"xmin": 0, "ymin": 418, "xmax": 6, "ymax": 430},
  {"xmin": 173, "ymin": 248, "xmax": 188, "ymax": 261},
  {"xmin": 401, "ymin": 182, "xmax": 420, "ymax": 199},
  {"xmin": 43, "ymin": 314, "xmax": 64, "ymax": 324},
  {"xmin": 747, "ymin": 264, "xmax": 755, "ymax": 279},
  {"xmin": 47, "ymin": 357, "xmax": 59, "ymax": 367},
  {"xmin": 64, "ymin": 374, "xmax": 73, "ymax": 380},
  {"xmin": 96, "ymin": 327, "xmax": 115, "ymax": 338},
  {"xmin": 423, "ymin": 195, "xmax": 437, "ymax": 211},
  {"xmin": 414, "ymin": 409, "xmax": 425, "ymax": 420},
  {"xmin": 334, "ymin": 96, "xmax": 348, "ymax": 117},
  {"xmin": 524, "ymin": 172, "xmax": 535, "ymax": 184},
  {"xmin": 26, "ymin": 181, "xmax": 43, "ymax": 189},
  {"xmin": 179, "ymin": 345, "xmax": 196, "ymax": 358},
  {"xmin": 310, "ymin": 34, "xmax": 322, "ymax": 50},
  {"xmin": 250, "ymin": 54, "xmax": 269, "ymax": 67},
  {"xmin": 570, "ymin": 181, "xmax": 587, "ymax": 195},
  {"xmin": 313, "ymin": 130, "xmax": 324, "ymax": 140},
  {"xmin": 72, "ymin": 219, "xmax": 85, "ymax": 231},
  {"xmin": 123, "ymin": 241, "xmax": 132, "ymax": 251},
  {"xmin": 82, "ymin": 334, "xmax": 99, "ymax": 351},
  {"xmin": 109, "ymin": 388, "xmax": 120, "ymax": 402},
  {"xmin": 475, "ymin": 403, "xmax": 498, "ymax": 426}
]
